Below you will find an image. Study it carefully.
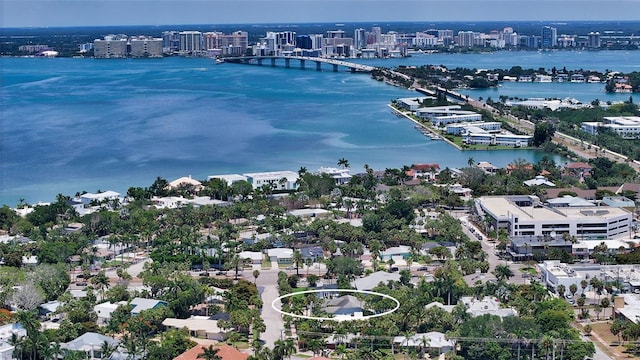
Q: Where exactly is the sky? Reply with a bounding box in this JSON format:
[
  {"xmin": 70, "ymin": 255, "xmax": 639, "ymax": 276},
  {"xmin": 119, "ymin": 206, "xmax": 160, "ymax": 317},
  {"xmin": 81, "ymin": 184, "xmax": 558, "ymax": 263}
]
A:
[{"xmin": 1, "ymin": 0, "xmax": 640, "ymax": 28}]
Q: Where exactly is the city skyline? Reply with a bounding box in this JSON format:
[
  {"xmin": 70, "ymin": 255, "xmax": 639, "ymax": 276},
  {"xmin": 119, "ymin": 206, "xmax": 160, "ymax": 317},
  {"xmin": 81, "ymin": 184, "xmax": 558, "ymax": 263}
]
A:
[{"xmin": 2, "ymin": 0, "xmax": 640, "ymax": 28}]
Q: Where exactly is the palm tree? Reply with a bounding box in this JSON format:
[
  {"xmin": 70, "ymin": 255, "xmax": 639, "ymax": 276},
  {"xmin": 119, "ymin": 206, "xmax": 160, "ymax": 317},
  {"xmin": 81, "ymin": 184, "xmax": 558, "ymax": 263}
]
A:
[
  {"xmin": 293, "ymin": 250, "xmax": 303, "ymax": 276},
  {"xmin": 253, "ymin": 269, "xmax": 260, "ymax": 284},
  {"xmin": 198, "ymin": 345, "xmax": 222, "ymax": 360},
  {"xmin": 493, "ymin": 264, "xmax": 514, "ymax": 281},
  {"xmin": 16, "ymin": 310, "xmax": 40, "ymax": 360},
  {"xmin": 467, "ymin": 156, "xmax": 475, "ymax": 167},
  {"xmin": 337, "ymin": 158, "xmax": 350, "ymax": 169},
  {"xmin": 100, "ymin": 340, "xmax": 117, "ymax": 360}
]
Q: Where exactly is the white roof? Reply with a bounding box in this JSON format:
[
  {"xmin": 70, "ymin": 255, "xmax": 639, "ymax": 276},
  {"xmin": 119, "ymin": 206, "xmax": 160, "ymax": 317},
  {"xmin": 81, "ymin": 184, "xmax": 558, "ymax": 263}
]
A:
[
  {"xmin": 244, "ymin": 171, "xmax": 298, "ymax": 181},
  {"xmin": 81, "ymin": 191, "xmax": 121, "ymax": 200},
  {"xmin": 208, "ymin": 174, "xmax": 248, "ymax": 184},
  {"xmin": 267, "ymin": 248, "xmax": 293, "ymax": 259},
  {"xmin": 238, "ymin": 251, "xmax": 263, "ymax": 261},
  {"xmin": 393, "ymin": 332, "xmax": 454, "ymax": 348},
  {"xmin": 462, "ymin": 296, "xmax": 517, "ymax": 318},
  {"xmin": 524, "ymin": 175, "xmax": 556, "ymax": 187},
  {"xmin": 162, "ymin": 317, "xmax": 225, "ymax": 333},
  {"xmin": 287, "ymin": 208, "xmax": 330, "ymax": 217}
]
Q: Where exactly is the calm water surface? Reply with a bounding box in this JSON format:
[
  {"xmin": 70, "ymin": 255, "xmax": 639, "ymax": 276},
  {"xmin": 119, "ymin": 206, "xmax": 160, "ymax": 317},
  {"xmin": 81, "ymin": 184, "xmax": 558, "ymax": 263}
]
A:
[{"xmin": 2, "ymin": 51, "xmax": 639, "ymax": 205}]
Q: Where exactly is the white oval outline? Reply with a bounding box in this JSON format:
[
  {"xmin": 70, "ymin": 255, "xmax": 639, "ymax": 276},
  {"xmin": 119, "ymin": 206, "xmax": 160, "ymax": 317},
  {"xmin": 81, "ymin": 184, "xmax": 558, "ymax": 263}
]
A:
[{"xmin": 272, "ymin": 288, "xmax": 400, "ymax": 322}]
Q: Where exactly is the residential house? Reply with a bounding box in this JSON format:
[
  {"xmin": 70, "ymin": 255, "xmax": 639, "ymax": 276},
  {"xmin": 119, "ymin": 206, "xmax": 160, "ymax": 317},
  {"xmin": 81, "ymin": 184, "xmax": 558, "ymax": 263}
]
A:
[
  {"xmin": 410, "ymin": 163, "xmax": 440, "ymax": 181},
  {"xmin": 563, "ymin": 162, "xmax": 592, "ymax": 179},
  {"xmin": 162, "ymin": 316, "xmax": 229, "ymax": 341},
  {"xmin": 61, "ymin": 332, "xmax": 119, "ymax": 360},
  {"xmin": 392, "ymin": 332, "xmax": 455, "ymax": 355},
  {"xmin": 174, "ymin": 343, "xmax": 249, "ymax": 360},
  {"xmin": 317, "ymin": 167, "xmax": 352, "ymax": 185},
  {"xmin": 321, "ymin": 295, "xmax": 364, "ymax": 316},
  {"xmin": 238, "ymin": 251, "xmax": 263, "ymax": 265},
  {"xmin": 266, "ymin": 248, "xmax": 293, "ymax": 264},
  {"xmin": 167, "ymin": 176, "xmax": 203, "ymax": 193},
  {"xmin": 352, "ymin": 271, "xmax": 401, "ymax": 291},
  {"xmin": 380, "ymin": 245, "xmax": 411, "ymax": 260},
  {"xmin": 475, "ymin": 161, "xmax": 498, "ymax": 174},
  {"xmin": 523, "ymin": 175, "xmax": 556, "ymax": 187},
  {"xmin": 460, "ymin": 296, "xmax": 517, "ymax": 318}
]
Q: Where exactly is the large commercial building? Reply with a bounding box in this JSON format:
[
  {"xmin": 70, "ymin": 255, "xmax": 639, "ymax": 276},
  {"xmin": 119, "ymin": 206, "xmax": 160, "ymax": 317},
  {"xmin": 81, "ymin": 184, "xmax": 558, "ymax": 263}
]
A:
[
  {"xmin": 581, "ymin": 116, "xmax": 640, "ymax": 139},
  {"xmin": 475, "ymin": 195, "xmax": 632, "ymax": 240},
  {"xmin": 203, "ymin": 31, "xmax": 248, "ymax": 56}
]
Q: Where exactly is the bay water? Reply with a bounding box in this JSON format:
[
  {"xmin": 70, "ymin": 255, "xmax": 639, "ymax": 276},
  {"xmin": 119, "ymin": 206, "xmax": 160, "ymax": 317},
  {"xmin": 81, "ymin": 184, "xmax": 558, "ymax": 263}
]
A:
[{"xmin": 2, "ymin": 50, "xmax": 639, "ymax": 205}]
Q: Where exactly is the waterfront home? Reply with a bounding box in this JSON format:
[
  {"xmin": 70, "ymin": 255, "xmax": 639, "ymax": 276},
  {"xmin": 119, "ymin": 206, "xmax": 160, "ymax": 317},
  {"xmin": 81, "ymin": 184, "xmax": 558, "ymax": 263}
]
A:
[
  {"xmin": 317, "ymin": 167, "xmax": 352, "ymax": 185},
  {"xmin": 79, "ymin": 191, "xmax": 121, "ymax": 206},
  {"xmin": 563, "ymin": 162, "xmax": 593, "ymax": 179},
  {"xmin": 409, "ymin": 163, "xmax": 440, "ymax": 181},
  {"xmin": 475, "ymin": 161, "xmax": 498, "ymax": 174},
  {"xmin": 168, "ymin": 175, "xmax": 203, "ymax": 193}
]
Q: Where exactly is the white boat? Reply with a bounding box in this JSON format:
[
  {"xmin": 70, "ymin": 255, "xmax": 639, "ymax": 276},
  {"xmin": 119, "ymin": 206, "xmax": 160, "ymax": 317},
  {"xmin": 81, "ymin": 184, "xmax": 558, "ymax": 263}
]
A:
[{"xmin": 215, "ymin": 58, "xmax": 224, "ymax": 64}]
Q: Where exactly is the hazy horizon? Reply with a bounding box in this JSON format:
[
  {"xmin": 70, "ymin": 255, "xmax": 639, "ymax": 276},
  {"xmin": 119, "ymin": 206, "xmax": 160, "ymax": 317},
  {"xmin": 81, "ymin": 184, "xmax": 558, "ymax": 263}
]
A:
[{"xmin": 2, "ymin": 0, "xmax": 639, "ymax": 28}]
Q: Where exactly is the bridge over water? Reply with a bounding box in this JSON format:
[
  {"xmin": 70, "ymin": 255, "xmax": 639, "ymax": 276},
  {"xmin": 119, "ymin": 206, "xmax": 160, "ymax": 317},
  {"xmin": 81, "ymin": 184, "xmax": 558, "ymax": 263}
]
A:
[{"xmin": 224, "ymin": 56, "xmax": 377, "ymax": 73}]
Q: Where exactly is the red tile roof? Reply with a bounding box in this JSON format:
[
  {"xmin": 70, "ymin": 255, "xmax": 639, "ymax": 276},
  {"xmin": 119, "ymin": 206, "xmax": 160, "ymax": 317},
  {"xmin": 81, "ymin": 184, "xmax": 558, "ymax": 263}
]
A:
[
  {"xmin": 564, "ymin": 162, "xmax": 592, "ymax": 169},
  {"xmin": 412, "ymin": 163, "xmax": 440, "ymax": 171},
  {"xmin": 174, "ymin": 343, "xmax": 249, "ymax": 360}
]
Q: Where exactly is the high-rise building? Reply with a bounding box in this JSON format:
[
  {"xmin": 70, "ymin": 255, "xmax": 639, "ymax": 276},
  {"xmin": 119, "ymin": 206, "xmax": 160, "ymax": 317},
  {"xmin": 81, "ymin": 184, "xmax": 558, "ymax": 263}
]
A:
[
  {"xmin": 326, "ymin": 30, "xmax": 345, "ymax": 39},
  {"xmin": 371, "ymin": 26, "xmax": 382, "ymax": 44},
  {"xmin": 204, "ymin": 31, "xmax": 249, "ymax": 56},
  {"xmin": 129, "ymin": 37, "xmax": 163, "ymax": 57},
  {"xmin": 588, "ymin": 32, "xmax": 601, "ymax": 48},
  {"xmin": 179, "ymin": 31, "xmax": 203, "ymax": 54},
  {"xmin": 93, "ymin": 35, "xmax": 128, "ymax": 58},
  {"xmin": 162, "ymin": 31, "xmax": 180, "ymax": 53},
  {"xmin": 262, "ymin": 31, "xmax": 296, "ymax": 55},
  {"xmin": 541, "ymin": 26, "xmax": 557, "ymax": 48},
  {"xmin": 296, "ymin": 35, "xmax": 313, "ymax": 50},
  {"xmin": 354, "ymin": 28, "xmax": 366, "ymax": 50},
  {"xmin": 457, "ymin": 31, "xmax": 475, "ymax": 47},
  {"xmin": 438, "ymin": 30, "xmax": 454, "ymax": 46}
]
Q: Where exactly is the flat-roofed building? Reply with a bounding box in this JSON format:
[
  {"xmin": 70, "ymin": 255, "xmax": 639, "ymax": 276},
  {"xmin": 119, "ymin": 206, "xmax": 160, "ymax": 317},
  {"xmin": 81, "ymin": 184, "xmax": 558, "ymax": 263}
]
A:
[
  {"xmin": 243, "ymin": 171, "xmax": 299, "ymax": 190},
  {"xmin": 446, "ymin": 121, "xmax": 501, "ymax": 135},
  {"xmin": 581, "ymin": 116, "xmax": 640, "ymax": 139},
  {"xmin": 208, "ymin": 174, "xmax": 248, "ymax": 186},
  {"xmin": 475, "ymin": 195, "xmax": 632, "ymax": 239},
  {"xmin": 93, "ymin": 37, "xmax": 127, "ymax": 58},
  {"xmin": 538, "ymin": 260, "xmax": 585, "ymax": 291},
  {"xmin": 129, "ymin": 37, "xmax": 163, "ymax": 57},
  {"xmin": 396, "ymin": 97, "xmax": 433, "ymax": 111}
]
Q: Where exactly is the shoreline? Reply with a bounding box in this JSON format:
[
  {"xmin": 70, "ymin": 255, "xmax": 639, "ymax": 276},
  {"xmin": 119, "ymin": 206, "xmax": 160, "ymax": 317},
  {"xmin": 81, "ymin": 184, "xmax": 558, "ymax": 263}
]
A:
[{"xmin": 388, "ymin": 104, "xmax": 462, "ymax": 151}]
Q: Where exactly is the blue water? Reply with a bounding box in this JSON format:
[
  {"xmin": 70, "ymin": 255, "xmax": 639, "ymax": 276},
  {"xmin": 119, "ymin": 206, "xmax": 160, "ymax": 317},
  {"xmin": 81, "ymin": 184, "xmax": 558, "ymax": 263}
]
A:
[{"xmin": 2, "ymin": 50, "xmax": 639, "ymax": 206}]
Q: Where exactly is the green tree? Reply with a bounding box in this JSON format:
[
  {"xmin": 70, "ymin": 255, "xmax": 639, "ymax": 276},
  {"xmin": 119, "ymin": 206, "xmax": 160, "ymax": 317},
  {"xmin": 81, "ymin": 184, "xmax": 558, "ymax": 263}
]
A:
[
  {"xmin": 198, "ymin": 345, "xmax": 222, "ymax": 360},
  {"xmin": 493, "ymin": 264, "xmax": 514, "ymax": 281}
]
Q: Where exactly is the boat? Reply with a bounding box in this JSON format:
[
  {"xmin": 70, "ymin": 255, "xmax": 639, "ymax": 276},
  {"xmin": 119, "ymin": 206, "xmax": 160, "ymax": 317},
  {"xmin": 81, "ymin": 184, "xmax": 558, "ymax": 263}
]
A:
[{"xmin": 215, "ymin": 58, "xmax": 224, "ymax": 64}]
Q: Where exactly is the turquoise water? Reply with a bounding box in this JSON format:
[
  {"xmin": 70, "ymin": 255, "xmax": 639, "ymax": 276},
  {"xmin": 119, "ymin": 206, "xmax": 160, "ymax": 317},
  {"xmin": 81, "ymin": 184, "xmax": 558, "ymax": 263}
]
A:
[{"xmin": 2, "ymin": 51, "xmax": 639, "ymax": 205}]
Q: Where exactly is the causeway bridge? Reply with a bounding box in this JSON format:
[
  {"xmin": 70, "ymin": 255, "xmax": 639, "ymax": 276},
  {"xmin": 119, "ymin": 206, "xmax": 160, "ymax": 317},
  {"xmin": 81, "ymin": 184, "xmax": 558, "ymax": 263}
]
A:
[{"xmin": 224, "ymin": 56, "xmax": 377, "ymax": 73}]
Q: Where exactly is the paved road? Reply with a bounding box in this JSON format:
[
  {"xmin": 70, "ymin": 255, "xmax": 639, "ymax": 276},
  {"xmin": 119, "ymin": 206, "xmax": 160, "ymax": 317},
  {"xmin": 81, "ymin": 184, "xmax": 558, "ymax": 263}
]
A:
[{"xmin": 255, "ymin": 267, "xmax": 285, "ymax": 348}]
